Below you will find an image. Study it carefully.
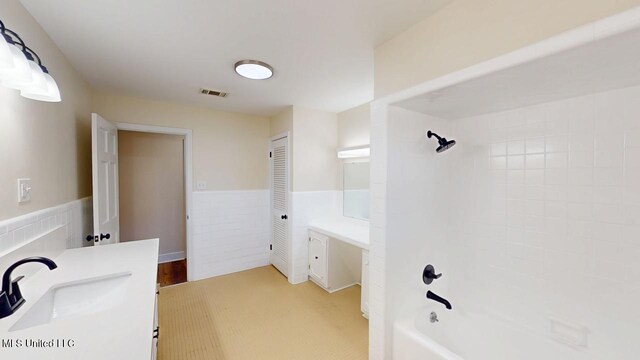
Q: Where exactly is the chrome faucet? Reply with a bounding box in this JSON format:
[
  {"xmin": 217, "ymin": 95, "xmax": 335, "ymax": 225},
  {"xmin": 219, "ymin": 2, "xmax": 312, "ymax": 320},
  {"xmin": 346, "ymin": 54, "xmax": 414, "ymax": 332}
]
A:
[{"xmin": 0, "ymin": 256, "xmax": 57, "ymax": 319}]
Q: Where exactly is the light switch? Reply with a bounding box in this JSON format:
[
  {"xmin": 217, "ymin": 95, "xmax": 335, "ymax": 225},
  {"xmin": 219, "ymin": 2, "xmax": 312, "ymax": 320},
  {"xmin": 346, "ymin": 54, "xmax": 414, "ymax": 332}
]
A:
[
  {"xmin": 18, "ymin": 178, "xmax": 32, "ymax": 203},
  {"xmin": 196, "ymin": 181, "xmax": 207, "ymax": 190}
]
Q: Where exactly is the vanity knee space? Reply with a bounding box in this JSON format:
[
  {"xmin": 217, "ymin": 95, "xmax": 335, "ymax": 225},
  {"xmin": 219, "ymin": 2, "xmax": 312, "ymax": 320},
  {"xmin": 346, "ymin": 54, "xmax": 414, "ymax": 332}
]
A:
[{"xmin": 307, "ymin": 225, "xmax": 370, "ymax": 319}]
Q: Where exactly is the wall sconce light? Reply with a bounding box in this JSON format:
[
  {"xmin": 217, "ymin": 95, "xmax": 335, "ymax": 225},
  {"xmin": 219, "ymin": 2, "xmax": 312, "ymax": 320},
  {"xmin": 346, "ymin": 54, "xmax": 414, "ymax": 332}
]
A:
[
  {"xmin": 0, "ymin": 19, "xmax": 61, "ymax": 102},
  {"xmin": 337, "ymin": 145, "xmax": 370, "ymax": 159}
]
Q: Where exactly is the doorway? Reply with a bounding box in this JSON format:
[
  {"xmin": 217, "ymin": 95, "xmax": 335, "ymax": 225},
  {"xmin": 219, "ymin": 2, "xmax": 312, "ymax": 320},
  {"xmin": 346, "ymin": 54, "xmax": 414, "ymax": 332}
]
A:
[{"xmin": 118, "ymin": 130, "xmax": 186, "ymax": 287}]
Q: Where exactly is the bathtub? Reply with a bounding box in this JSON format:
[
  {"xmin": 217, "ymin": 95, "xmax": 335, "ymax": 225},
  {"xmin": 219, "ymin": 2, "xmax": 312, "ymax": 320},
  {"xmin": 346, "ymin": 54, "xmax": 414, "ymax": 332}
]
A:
[{"xmin": 392, "ymin": 306, "xmax": 594, "ymax": 360}]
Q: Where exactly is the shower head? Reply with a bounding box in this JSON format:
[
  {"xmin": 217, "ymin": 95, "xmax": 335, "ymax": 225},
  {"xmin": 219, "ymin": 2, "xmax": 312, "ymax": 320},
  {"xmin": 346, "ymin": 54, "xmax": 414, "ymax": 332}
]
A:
[{"xmin": 427, "ymin": 130, "xmax": 456, "ymax": 153}]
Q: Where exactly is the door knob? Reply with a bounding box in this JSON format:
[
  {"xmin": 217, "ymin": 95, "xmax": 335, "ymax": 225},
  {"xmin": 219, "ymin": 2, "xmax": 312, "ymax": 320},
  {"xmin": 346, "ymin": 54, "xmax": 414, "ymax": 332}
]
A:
[
  {"xmin": 100, "ymin": 233, "xmax": 111, "ymax": 240},
  {"xmin": 85, "ymin": 235, "xmax": 94, "ymax": 242},
  {"xmin": 281, "ymin": 214, "xmax": 288, "ymax": 220}
]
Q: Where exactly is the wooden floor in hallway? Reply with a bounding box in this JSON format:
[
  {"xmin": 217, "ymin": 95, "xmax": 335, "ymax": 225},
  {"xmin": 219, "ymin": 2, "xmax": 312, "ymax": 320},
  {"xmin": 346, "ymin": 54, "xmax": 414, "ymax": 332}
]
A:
[
  {"xmin": 157, "ymin": 259, "xmax": 187, "ymax": 287},
  {"xmin": 157, "ymin": 266, "xmax": 368, "ymax": 360}
]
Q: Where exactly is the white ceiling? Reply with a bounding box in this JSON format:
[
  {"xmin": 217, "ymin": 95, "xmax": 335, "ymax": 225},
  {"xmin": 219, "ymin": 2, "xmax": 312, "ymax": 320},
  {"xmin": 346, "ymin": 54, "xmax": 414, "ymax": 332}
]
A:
[{"xmin": 20, "ymin": 0, "xmax": 451, "ymax": 116}]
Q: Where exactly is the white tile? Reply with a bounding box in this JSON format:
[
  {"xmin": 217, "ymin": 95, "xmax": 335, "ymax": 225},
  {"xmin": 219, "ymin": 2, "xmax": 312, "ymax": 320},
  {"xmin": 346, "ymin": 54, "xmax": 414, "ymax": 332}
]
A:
[
  {"xmin": 491, "ymin": 156, "xmax": 507, "ymax": 169},
  {"xmin": 507, "ymin": 140, "xmax": 525, "ymax": 155},
  {"xmin": 595, "ymin": 149, "xmax": 624, "ymax": 168},
  {"xmin": 546, "ymin": 152, "xmax": 568, "ymax": 169},
  {"xmin": 525, "ymin": 138, "xmax": 545, "ymax": 154},
  {"xmin": 569, "ymin": 151, "xmax": 594, "ymax": 168},
  {"xmin": 525, "ymin": 154, "xmax": 545, "ymax": 169}
]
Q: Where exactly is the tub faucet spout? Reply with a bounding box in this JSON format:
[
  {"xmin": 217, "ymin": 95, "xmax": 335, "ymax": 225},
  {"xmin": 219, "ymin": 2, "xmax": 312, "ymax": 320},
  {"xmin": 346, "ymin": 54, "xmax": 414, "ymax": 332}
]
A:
[{"xmin": 426, "ymin": 290, "xmax": 452, "ymax": 310}]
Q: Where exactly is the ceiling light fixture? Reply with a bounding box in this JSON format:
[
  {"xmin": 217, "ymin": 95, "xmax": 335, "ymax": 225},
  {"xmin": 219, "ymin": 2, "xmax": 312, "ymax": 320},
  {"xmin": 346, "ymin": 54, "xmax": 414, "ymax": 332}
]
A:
[
  {"xmin": 234, "ymin": 60, "xmax": 273, "ymax": 80},
  {"xmin": 0, "ymin": 20, "xmax": 61, "ymax": 102}
]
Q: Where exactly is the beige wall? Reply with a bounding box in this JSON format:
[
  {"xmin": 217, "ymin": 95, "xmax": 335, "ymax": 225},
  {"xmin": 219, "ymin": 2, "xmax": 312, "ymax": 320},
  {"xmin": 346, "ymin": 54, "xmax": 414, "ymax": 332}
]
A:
[
  {"xmin": 92, "ymin": 91, "xmax": 270, "ymax": 191},
  {"xmin": 269, "ymin": 106, "xmax": 339, "ymax": 192},
  {"xmin": 269, "ymin": 107, "xmax": 294, "ymax": 191},
  {"xmin": 375, "ymin": 0, "xmax": 640, "ymax": 98},
  {"xmin": 0, "ymin": 0, "xmax": 93, "ymax": 220},
  {"xmin": 292, "ymin": 107, "xmax": 338, "ymax": 192},
  {"xmin": 269, "ymin": 106, "xmax": 293, "ymax": 138},
  {"xmin": 337, "ymin": 103, "xmax": 371, "ymax": 190},
  {"xmin": 337, "ymin": 103, "xmax": 370, "ymax": 148},
  {"xmin": 118, "ymin": 131, "xmax": 185, "ymax": 256}
]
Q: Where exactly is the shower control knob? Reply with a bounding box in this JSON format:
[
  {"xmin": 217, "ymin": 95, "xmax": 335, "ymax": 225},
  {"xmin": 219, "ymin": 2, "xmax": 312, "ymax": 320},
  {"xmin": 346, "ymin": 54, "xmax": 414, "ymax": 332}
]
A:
[{"xmin": 423, "ymin": 264, "xmax": 442, "ymax": 285}]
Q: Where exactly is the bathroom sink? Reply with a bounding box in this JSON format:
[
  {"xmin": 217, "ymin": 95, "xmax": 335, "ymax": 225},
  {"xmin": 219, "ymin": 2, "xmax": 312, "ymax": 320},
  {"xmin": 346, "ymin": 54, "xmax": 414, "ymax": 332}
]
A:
[{"xmin": 9, "ymin": 272, "xmax": 132, "ymax": 331}]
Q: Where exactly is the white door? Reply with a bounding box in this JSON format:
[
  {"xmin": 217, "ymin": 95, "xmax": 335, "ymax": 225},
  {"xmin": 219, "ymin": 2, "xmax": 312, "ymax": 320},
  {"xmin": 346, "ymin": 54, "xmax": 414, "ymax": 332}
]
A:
[
  {"xmin": 91, "ymin": 113, "xmax": 119, "ymax": 245},
  {"xmin": 270, "ymin": 136, "xmax": 289, "ymax": 276}
]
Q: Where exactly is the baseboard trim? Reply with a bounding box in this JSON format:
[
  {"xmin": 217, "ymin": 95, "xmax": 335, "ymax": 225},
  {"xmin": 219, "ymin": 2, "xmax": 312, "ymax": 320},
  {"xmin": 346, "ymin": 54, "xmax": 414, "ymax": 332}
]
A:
[{"xmin": 158, "ymin": 251, "xmax": 186, "ymax": 264}]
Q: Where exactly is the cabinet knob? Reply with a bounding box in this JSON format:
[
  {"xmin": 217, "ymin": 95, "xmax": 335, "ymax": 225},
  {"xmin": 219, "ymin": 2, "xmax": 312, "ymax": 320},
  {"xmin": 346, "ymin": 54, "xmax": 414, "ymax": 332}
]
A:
[
  {"xmin": 315, "ymin": 256, "xmax": 318, "ymax": 259},
  {"xmin": 281, "ymin": 214, "xmax": 288, "ymax": 220}
]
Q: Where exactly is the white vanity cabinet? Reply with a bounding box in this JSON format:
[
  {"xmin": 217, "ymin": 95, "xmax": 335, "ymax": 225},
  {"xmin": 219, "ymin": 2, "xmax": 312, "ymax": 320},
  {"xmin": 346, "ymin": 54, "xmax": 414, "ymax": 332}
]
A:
[
  {"xmin": 308, "ymin": 230, "xmax": 362, "ymax": 293},
  {"xmin": 151, "ymin": 284, "xmax": 159, "ymax": 360},
  {"xmin": 308, "ymin": 218, "xmax": 370, "ymax": 318},
  {"xmin": 308, "ymin": 232, "xmax": 328, "ymax": 287}
]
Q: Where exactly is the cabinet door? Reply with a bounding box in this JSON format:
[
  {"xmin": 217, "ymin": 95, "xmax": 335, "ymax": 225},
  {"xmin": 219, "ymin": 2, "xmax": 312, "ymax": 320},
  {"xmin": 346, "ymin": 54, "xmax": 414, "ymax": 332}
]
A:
[
  {"xmin": 361, "ymin": 250, "xmax": 369, "ymax": 318},
  {"xmin": 308, "ymin": 236, "xmax": 327, "ymax": 284}
]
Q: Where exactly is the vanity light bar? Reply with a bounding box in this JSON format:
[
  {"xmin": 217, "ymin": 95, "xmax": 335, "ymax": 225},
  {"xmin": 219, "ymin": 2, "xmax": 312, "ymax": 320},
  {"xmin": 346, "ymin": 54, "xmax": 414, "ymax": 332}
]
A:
[
  {"xmin": 0, "ymin": 19, "xmax": 61, "ymax": 102},
  {"xmin": 337, "ymin": 145, "xmax": 370, "ymax": 159}
]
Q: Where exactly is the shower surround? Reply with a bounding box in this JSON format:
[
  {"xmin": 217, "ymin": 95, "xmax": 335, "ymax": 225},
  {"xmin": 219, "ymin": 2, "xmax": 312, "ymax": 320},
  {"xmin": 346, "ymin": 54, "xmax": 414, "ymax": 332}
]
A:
[{"xmin": 370, "ymin": 8, "xmax": 640, "ymax": 360}]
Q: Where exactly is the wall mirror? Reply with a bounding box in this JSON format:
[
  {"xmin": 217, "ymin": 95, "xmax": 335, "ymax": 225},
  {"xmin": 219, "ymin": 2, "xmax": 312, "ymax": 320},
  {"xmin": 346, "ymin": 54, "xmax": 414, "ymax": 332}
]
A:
[{"xmin": 343, "ymin": 161, "xmax": 370, "ymax": 220}]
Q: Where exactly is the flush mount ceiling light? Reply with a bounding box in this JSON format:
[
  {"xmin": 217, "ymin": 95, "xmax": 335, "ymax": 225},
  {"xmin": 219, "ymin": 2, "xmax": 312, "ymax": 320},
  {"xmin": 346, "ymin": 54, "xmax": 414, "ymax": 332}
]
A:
[
  {"xmin": 0, "ymin": 19, "xmax": 61, "ymax": 102},
  {"xmin": 234, "ymin": 60, "xmax": 273, "ymax": 80}
]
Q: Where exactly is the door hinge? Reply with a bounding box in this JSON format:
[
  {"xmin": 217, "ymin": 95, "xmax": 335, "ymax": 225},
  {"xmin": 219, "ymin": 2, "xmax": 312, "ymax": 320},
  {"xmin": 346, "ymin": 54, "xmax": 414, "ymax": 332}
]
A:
[
  {"xmin": 270, "ymin": 244, "xmax": 273, "ymax": 251},
  {"xmin": 309, "ymin": 265, "xmax": 311, "ymax": 269},
  {"xmin": 269, "ymin": 151, "xmax": 272, "ymax": 158}
]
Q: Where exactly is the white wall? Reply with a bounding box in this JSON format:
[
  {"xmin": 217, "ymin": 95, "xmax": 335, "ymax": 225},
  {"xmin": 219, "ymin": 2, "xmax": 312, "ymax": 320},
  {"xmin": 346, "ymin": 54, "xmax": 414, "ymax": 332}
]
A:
[
  {"xmin": 385, "ymin": 106, "xmax": 451, "ymax": 341},
  {"xmin": 191, "ymin": 190, "xmax": 270, "ymax": 280},
  {"xmin": 384, "ymin": 85, "xmax": 640, "ymax": 359},
  {"xmin": 0, "ymin": 198, "xmax": 93, "ymax": 282}
]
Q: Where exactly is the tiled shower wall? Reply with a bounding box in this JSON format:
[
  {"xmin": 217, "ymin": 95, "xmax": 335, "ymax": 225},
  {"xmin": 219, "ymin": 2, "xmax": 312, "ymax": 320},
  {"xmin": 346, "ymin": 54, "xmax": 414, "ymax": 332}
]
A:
[
  {"xmin": 386, "ymin": 84, "xmax": 640, "ymax": 359},
  {"xmin": 447, "ymin": 85, "xmax": 640, "ymax": 358}
]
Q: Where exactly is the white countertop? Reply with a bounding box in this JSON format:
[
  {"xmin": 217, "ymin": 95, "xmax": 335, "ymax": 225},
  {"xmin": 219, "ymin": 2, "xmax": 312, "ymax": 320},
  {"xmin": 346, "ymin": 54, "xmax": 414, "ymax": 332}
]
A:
[
  {"xmin": 308, "ymin": 217, "xmax": 370, "ymax": 250},
  {"xmin": 0, "ymin": 239, "xmax": 159, "ymax": 360}
]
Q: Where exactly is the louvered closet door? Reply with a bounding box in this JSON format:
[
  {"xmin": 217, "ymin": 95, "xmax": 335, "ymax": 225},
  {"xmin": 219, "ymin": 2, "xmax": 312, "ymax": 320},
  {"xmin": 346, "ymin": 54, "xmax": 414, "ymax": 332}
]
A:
[{"xmin": 270, "ymin": 137, "xmax": 289, "ymax": 276}]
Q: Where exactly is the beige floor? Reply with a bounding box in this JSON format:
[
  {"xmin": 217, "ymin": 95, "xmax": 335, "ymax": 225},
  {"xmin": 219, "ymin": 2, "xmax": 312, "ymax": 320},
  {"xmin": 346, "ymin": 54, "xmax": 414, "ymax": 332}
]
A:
[{"xmin": 158, "ymin": 266, "xmax": 369, "ymax": 360}]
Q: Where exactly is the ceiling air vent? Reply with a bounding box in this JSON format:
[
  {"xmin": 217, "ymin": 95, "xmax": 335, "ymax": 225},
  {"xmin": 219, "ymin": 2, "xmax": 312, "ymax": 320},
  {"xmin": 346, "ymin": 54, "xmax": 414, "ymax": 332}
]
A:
[{"xmin": 200, "ymin": 88, "xmax": 229, "ymax": 98}]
